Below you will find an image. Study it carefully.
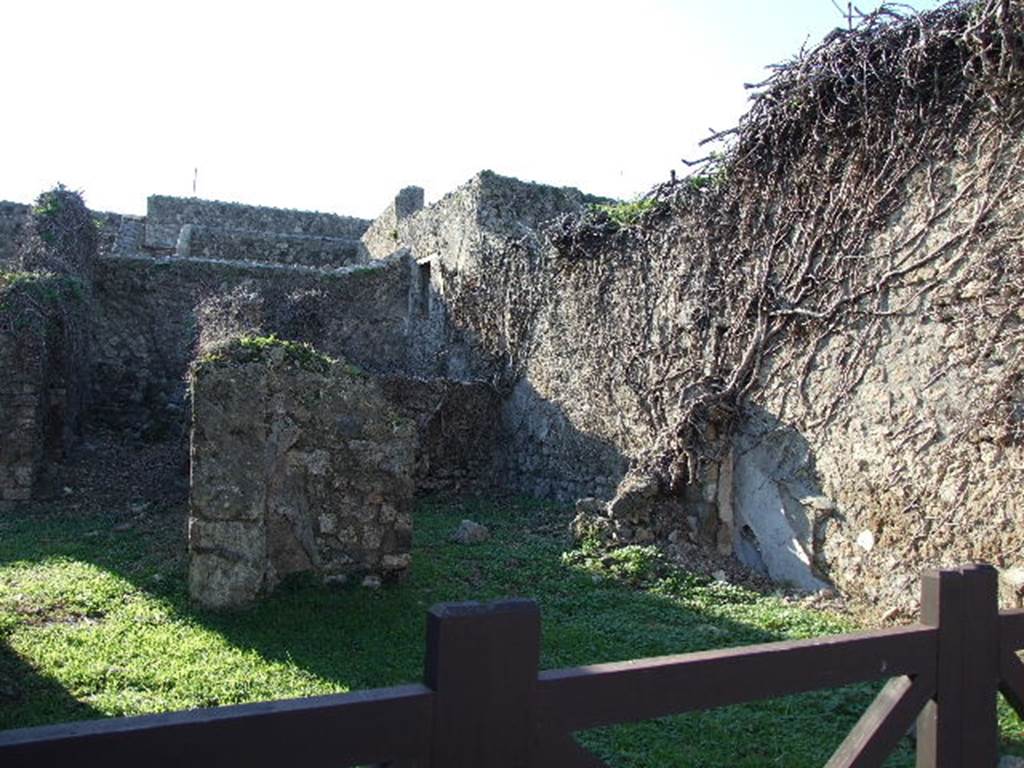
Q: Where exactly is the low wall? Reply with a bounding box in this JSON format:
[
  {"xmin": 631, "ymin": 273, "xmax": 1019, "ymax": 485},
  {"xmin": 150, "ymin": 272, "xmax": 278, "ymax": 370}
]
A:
[
  {"xmin": 179, "ymin": 226, "xmax": 363, "ymax": 268},
  {"xmin": 145, "ymin": 195, "xmax": 371, "ymax": 249}
]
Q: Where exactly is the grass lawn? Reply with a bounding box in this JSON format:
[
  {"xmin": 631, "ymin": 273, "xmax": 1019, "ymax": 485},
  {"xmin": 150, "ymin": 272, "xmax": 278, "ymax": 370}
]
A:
[{"xmin": 0, "ymin": 494, "xmax": 1020, "ymax": 766}]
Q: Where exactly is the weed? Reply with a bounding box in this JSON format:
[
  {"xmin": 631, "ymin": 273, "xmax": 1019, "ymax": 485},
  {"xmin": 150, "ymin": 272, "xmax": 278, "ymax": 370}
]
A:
[
  {"xmin": 197, "ymin": 334, "xmax": 335, "ymax": 374},
  {"xmin": 591, "ymin": 197, "xmax": 658, "ymax": 227}
]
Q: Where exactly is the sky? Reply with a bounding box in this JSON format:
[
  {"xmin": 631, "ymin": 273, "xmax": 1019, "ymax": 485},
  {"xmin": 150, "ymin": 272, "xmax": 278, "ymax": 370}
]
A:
[{"xmin": 0, "ymin": 0, "xmax": 941, "ymax": 218}]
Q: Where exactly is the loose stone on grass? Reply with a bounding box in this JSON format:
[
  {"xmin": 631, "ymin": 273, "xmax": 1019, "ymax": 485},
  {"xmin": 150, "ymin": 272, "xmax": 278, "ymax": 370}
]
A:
[{"xmin": 451, "ymin": 519, "xmax": 490, "ymax": 545}]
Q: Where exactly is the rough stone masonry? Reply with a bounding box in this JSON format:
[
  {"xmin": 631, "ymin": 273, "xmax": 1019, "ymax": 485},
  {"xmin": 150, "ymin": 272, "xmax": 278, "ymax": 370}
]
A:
[{"xmin": 188, "ymin": 339, "xmax": 416, "ymax": 609}]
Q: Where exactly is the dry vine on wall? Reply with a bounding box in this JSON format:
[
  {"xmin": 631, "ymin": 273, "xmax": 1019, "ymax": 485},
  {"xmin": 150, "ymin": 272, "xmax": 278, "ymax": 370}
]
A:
[{"xmin": 541, "ymin": 0, "xmax": 1024, "ymax": 497}]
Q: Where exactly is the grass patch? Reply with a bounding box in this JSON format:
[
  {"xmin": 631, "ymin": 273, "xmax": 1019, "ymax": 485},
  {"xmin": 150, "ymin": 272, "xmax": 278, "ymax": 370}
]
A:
[
  {"xmin": 0, "ymin": 496, "xmax": 1020, "ymax": 764},
  {"xmin": 195, "ymin": 333, "xmax": 338, "ymax": 374},
  {"xmin": 591, "ymin": 197, "xmax": 658, "ymax": 228}
]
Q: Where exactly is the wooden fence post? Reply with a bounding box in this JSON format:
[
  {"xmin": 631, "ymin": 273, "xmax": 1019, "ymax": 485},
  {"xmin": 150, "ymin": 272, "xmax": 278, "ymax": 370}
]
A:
[
  {"xmin": 960, "ymin": 565, "xmax": 1000, "ymax": 766},
  {"xmin": 916, "ymin": 569, "xmax": 963, "ymax": 768},
  {"xmin": 916, "ymin": 565, "xmax": 1000, "ymax": 768},
  {"xmin": 424, "ymin": 599, "xmax": 541, "ymax": 768}
]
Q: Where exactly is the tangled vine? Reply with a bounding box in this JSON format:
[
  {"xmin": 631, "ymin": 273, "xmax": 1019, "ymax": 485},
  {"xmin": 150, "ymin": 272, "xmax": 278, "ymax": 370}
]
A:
[
  {"xmin": 538, "ymin": 0, "xmax": 1024, "ymax": 493},
  {"xmin": 18, "ymin": 185, "xmax": 98, "ymax": 281}
]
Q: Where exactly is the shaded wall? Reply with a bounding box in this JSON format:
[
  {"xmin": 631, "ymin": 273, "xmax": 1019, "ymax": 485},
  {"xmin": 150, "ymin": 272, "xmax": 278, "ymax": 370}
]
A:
[
  {"xmin": 0, "ymin": 278, "xmax": 88, "ymax": 505},
  {"xmin": 0, "ymin": 203, "xmax": 29, "ymax": 267},
  {"xmin": 90, "ymin": 255, "xmax": 412, "ymax": 439},
  {"xmin": 378, "ymin": 376, "xmax": 502, "ymax": 494},
  {"xmin": 178, "ymin": 226, "xmax": 364, "ymax": 268},
  {"xmin": 377, "ymin": 172, "xmax": 640, "ymax": 502}
]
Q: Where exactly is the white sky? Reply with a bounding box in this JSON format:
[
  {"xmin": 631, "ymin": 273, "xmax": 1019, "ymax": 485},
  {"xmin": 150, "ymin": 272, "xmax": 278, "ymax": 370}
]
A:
[{"xmin": 1, "ymin": 0, "xmax": 940, "ymax": 218}]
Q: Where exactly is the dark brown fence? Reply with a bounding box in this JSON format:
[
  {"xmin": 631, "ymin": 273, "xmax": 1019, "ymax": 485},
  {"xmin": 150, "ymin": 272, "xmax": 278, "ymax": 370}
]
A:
[{"xmin": 2, "ymin": 564, "xmax": 1023, "ymax": 767}]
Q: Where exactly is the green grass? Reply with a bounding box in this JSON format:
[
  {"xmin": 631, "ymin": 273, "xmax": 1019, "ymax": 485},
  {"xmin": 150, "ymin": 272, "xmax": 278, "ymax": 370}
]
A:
[
  {"xmin": 196, "ymin": 333, "xmax": 337, "ymax": 373},
  {"xmin": 0, "ymin": 496, "xmax": 1020, "ymax": 765},
  {"xmin": 592, "ymin": 198, "xmax": 659, "ymax": 227}
]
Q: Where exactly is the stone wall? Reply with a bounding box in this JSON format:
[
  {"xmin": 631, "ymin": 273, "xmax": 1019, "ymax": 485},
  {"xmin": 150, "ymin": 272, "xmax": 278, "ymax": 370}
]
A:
[
  {"xmin": 742, "ymin": 139, "xmax": 1024, "ymax": 610},
  {"xmin": 0, "ymin": 202, "xmax": 30, "ymax": 267},
  {"xmin": 0, "ymin": 287, "xmax": 52, "ymax": 505},
  {"xmin": 0, "ymin": 276, "xmax": 89, "ymax": 505},
  {"xmin": 378, "ymin": 376, "xmax": 502, "ymax": 493},
  {"xmin": 8, "ymin": 208, "xmax": 138, "ymax": 262},
  {"xmin": 378, "ymin": 172, "xmax": 630, "ymax": 501},
  {"xmin": 93, "ymin": 211, "xmax": 137, "ymax": 258},
  {"xmin": 178, "ymin": 225, "xmax": 363, "ymax": 268},
  {"xmin": 360, "ymin": 186, "xmax": 424, "ymax": 261},
  {"xmin": 189, "ymin": 341, "xmax": 416, "ymax": 608},
  {"xmin": 26, "ymin": 194, "xmax": 404, "ymax": 441},
  {"xmin": 0, "ymin": 190, "xmax": 97, "ymax": 507},
  {"xmin": 384, "ymin": 153, "xmax": 1023, "ymax": 611},
  {"xmin": 90, "ymin": 254, "xmax": 412, "ymax": 439},
  {"xmin": 145, "ymin": 195, "xmax": 371, "ymax": 250},
  {"xmin": 3, "ymin": 119, "xmax": 1018, "ymax": 614}
]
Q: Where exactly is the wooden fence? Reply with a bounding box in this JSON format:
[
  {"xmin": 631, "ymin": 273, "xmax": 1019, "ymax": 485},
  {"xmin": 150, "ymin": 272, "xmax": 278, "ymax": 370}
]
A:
[{"xmin": 1, "ymin": 564, "xmax": 1023, "ymax": 767}]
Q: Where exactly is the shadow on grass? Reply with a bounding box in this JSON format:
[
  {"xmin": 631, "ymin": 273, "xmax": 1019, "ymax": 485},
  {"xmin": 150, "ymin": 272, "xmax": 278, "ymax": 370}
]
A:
[
  {"xmin": 191, "ymin": 498, "xmax": 795, "ymax": 684},
  {"xmin": 0, "ymin": 495, "xmax": 917, "ymax": 766},
  {"xmin": 0, "ymin": 640, "xmax": 101, "ymax": 730}
]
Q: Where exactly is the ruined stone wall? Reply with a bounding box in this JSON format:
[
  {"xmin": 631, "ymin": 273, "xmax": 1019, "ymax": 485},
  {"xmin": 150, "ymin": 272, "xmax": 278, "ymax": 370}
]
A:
[
  {"xmin": 189, "ymin": 342, "xmax": 416, "ymax": 608},
  {"xmin": 360, "ymin": 186, "xmax": 424, "ymax": 261},
  {"xmin": 0, "ymin": 190, "xmax": 98, "ymax": 506},
  {"xmin": 90, "ymin": 254, "xmax": 412, "ymax": 438},
  {"xmin": 93, "ymin": 212, "xmax": 129, "ymax": 257},
  {"xmin": 388, "ymin": 146, "xmax": 1023, "ymax": 611},
  {"xmin": 145, "ymin": 195, "xmax": 371, "ymax": 249},
  {"xmin": 2, "ymin": 202, "xmax": 122, "ymax": 266},
  {"xmin": 178, "ymin": 225, "xmax": 363, "ymax": 268},
  {"xmin": 383, "ymin": 173, "xmax": 637, "ymax": 502},
  {"xmin": 0, "ymin": 203, "xmax": 30, "ymax": 267},
  {"xmin": 3, "ymin": 45, "xmax": 1018, "ymax": 618},
  {"xmin": 2, "ymin": 189, "xmax": 505, "ymax": 512},
  {"xmin": 378, "ymin": 376, "xmax": 502, "ymax": 493},
  {"xmin": 0, "ymin": 276, "xmax": 89, "ymax": 506},
  {"xmin": 0, "ymin": 286, "xmax": 52, "ymax": 505},
  {"xmin": 743, "ymin": 136, "xmax": 1024, "ymax": 611},
  {"xmin": 8, "ymin": 194, "xmax": 397, "ymax": 440}
]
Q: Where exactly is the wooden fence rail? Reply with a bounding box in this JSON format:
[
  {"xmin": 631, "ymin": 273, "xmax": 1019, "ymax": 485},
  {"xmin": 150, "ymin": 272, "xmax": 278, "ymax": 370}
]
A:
[{"xmin": 2, "ymin": 564, "xmax": 1023, "ymax": 767}]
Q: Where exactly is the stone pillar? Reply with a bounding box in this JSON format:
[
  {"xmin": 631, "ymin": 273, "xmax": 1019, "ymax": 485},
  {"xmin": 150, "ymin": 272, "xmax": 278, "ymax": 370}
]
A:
[{"xmin": 188, "ymin": 339, "xmax": 416, "ymax": 608}]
